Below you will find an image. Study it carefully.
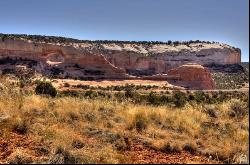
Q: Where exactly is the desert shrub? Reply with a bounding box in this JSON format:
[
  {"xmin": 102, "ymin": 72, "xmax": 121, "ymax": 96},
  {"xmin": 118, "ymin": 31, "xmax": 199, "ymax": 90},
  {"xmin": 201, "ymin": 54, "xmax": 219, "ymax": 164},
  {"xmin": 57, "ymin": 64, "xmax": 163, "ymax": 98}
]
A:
[
  {"xmin": 171, "ymin": 144, "xmax": 181, "ymax": 153},
  {"xmin": 203, "ymin": 106, "xmax": 219, "ymax": 118},
  {"xmin": 2, "ymin": 68, "xmax": 15, "ymax": 74},
  {"xmin": 160, "ymin": 142, "xmax": 181, "ymax": 153},
  {"xmin": 217, "ymin": 91, "xmax": 229, "ymax": 102},
  {"xmin": 74, "ymin": 84, "xmax": 91, "ymax": 89},
  {"xmin": 160, "ymin": 142, "xmax": 172, "ymax": 152},
  {"xmin": 124, "ymin": 86, "xmax": 135, "ymax": 99},
  {"xmin": 207, "ymin": 146, "xmax": 246, "ymax": 164},
  {"xmin": 114, "ymin": 138, "xmax": 127, "ymax": 151},
  {"xmin": 84, "ymin": 113, "xmax": 96, "ymax": 122},
  {"xmin": 159, "ymin": 95, "xmax": 172, "ymax": 105},
  {"xmin": 135, "ymin": 115, "xmax": 148, "ymax": 132},
  {"xmin": 148, "ymin": 111, "xmax": 163, "ymax": 126},
  {"xmin": 133, "ymin": 112, "xmax": 149, "ymax": 132},
  {"xmin": 182, "ymin": 142, "xmax": 198, "ymax": 154},
  {"xmin": 83, "ymin": 90, "xmax": 97, "ymax": 98},
  {"xmin": 97, "ymin": 91, "xmax": 111, "ymax": 99},
  {"xmin": 35, "ymin": 81, "xmax": 57, "ymax": 97},
  {"xmin": 59, "ymin": 90, "xmax": 80, "ymax": 97},
  {"xmin": 12, "ymin": 118, "xmax": 29, "ymax": 134},
  {"xmin": 173, "ymin": 41, "xmax": 180, "ymax": 46},
  {"xmin": 33, "ymin": 79, "xmax": 43, "ymax": 85},
  {"xmin": 18, "ymin": 79, "xmax": 30, "ymax": 88},
  {"xmin": 67, "ymin": 111, "xmax": 79, "ymax": 121},
  {"xmin": 188, "ymin": 94, "xmax": 195, "ymax": 101},
  {"xmin": 113, "ymin": 92, "xmax": 125, "ymax": 101},
  {"xmin": 194, "ymin": 91, "xmax": 207, "ymax": 103},
  {"xmin": 228, "ymin": 99, "xmax": 248, "ymax": 119},
  {"xmin": 145, "ymin": 92, "xmax": 172, "ymax": 106},
  {"xmin": 147, "ymin": 91, "xmax": 159, "ymax": 105},
  {"xmin": 114, "ymin": 137, "xmax": 131, "ymax": 151},
  {"xmin": 206, "ymin": 95, "xmax": 217, "ymax": 104},
  {"xmin": 172, "ymin": 91, "xmax": 187, "ymax": 107}
]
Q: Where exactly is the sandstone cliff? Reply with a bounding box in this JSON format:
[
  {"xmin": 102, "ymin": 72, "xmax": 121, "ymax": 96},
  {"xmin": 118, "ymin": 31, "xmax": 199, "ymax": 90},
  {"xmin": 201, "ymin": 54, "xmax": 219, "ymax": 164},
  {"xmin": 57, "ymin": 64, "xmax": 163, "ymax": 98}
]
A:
[
  {"xmin": 0, "ymin": 37, "xmax": 129, "ymax": 80},
  {"xmin": 101, "ymin": 43, "xmax": 240, "ymax": 75},
  {"xmin": 0, "ymin": 34, "xmax": 241, "ymax": 81}
]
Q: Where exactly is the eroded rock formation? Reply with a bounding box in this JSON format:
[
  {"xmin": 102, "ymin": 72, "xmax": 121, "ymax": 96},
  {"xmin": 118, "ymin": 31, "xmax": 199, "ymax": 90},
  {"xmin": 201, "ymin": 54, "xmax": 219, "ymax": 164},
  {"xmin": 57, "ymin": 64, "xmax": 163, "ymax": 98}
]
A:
[
  {"xmin": 167, "ymin": 63, "xmax": 215, "ymax": 90},
  {"xmin": 0, "ymin": 38, "xmax": 129, "ymax": 80},
  {"xmin": 0, "ymin": 34, "xmax": 241, "ymax": 89},
  {"xmin": 101, "ymin": 43, "xmax": 241, "ymax": 75}
]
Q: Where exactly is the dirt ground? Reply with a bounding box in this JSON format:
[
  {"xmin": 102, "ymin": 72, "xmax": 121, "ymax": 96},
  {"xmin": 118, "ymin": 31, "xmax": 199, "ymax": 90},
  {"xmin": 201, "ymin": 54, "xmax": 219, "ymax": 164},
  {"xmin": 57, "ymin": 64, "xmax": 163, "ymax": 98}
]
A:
[{"xmin": 0, "ymin": 133, "xmax": 219, "ymax": 164}]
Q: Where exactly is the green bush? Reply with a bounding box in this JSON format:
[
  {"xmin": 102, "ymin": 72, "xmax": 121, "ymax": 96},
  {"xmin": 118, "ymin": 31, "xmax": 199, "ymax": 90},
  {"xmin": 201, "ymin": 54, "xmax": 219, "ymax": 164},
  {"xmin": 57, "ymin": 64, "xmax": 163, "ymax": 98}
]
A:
[
  {"xmin": 147, "ymin": 91, "xmax": 158, "ymax": 105},
  {"xmin": 172, "ymin": 91, "xmax": 187, "ymax": 107},
  {"xmin": 194, "ymin": 91, "xmax": 209, "ymax": 103},
  {"xmin": 188, "ymin": 94, "xmax": 195, "ymax": 101},
  {"xmin": 35, "ymin": 81, "xmax": 57, "ymax": 97},
  {"xmin": 124, "ymin": 86, "xmax": 135, "ymax": 99}
]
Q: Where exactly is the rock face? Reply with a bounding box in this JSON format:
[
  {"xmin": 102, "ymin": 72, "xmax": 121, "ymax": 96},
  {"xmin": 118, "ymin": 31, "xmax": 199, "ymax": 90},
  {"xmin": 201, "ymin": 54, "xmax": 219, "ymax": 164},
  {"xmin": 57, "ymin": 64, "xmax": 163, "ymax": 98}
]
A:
[
  {"xmin": 103, "ymin": 44, "xmax": 240, "ymax": 75},
  {"xmin": 0, "ymin": 34, "xmax": 241, "ymax": 84},
  {"xmin": 0, "ymin": 38, "xmax": 129, "ymax": 80},
  {"xmin": 167, "ymin": 63, "xmax": 215, "ymax": 90}
]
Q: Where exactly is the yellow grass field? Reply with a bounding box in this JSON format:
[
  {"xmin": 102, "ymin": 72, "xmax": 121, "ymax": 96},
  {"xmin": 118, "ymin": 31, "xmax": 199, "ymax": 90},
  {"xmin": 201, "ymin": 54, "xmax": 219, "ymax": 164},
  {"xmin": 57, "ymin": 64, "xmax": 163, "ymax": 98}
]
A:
[{"xmin": 0, "ymin": 80, "xmax": 248, "ymax": 163}]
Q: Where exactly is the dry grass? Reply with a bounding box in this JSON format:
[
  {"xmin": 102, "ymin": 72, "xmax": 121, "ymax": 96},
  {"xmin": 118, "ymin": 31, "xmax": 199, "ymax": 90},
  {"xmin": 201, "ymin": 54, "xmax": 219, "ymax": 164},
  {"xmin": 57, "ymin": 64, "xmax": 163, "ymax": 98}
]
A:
[{"xmin": 0, "ymin": 78, "xmax": 249, "ymax": 164}]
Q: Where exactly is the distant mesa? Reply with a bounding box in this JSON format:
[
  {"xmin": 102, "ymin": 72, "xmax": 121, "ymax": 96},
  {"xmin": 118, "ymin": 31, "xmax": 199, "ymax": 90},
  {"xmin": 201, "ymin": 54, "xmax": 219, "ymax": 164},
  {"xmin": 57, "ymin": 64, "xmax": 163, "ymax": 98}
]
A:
[{"xmin": 0, "ymin": 33, "xmax": 242, "ymax": 89}]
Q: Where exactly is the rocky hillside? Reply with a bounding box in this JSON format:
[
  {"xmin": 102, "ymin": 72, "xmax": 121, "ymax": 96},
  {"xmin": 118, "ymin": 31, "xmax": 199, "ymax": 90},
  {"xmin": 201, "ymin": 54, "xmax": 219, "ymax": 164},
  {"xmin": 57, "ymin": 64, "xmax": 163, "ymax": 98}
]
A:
[{"xmin": 0, "ymin": 33, "xmax": 241, "ymax": 81}]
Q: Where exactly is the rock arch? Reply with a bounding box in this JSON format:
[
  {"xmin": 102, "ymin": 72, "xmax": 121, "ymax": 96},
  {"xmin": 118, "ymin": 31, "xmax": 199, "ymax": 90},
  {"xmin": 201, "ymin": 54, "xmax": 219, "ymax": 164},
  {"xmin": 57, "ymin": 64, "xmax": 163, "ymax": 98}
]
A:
[{"xmin": 45, "ymin": 52, "xmax": 65, "ymax": 65}]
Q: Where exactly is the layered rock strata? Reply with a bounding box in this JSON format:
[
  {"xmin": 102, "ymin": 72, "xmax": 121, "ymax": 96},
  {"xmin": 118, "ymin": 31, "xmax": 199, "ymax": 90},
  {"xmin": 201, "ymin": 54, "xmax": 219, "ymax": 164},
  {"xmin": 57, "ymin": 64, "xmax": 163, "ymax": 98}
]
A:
[
  {"xmin": 0, "ymin": 38, "xmax": 128, "ymax": 80},
  {"xmin": 0, "ymin": 35, "xmax": 241, "ymax": 88}
]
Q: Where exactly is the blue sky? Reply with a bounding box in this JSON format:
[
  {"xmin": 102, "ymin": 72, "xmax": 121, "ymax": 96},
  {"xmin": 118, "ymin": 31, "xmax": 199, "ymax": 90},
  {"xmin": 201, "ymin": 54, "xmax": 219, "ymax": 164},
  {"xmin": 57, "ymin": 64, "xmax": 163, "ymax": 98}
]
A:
[{"xmin": 0, "ymin": 0, "xmax": 249, "ymax": 61}]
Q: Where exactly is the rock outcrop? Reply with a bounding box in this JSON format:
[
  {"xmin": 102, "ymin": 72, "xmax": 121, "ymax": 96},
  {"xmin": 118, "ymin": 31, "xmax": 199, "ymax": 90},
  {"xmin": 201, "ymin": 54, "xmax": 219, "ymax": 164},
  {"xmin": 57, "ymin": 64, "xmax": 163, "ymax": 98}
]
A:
[
  {"xmin": 102, "ymin": 43, "xmax": 241, "ymax": 75},
  {"xmin": 0, "ymin": 38, "xmax": 129, "ymax": 80},
  {"xmin": 0, "ymin": 34, "xmax": 241, "ymax": 85},
  {"xmin": 167, "ymin": 63, "xmax": 215, "ymax": 90}
]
